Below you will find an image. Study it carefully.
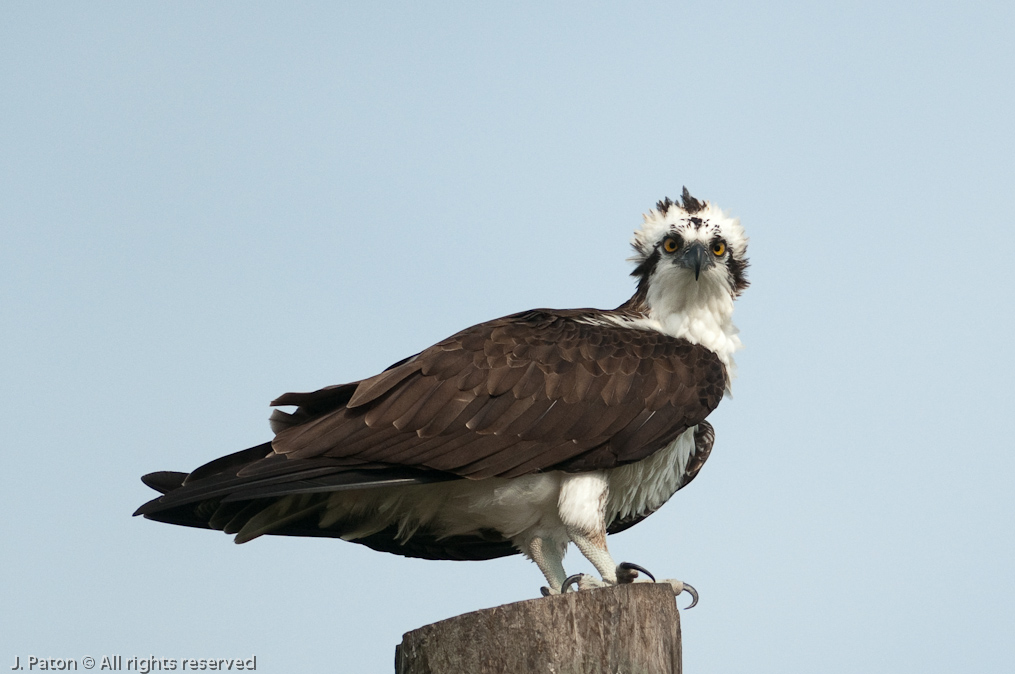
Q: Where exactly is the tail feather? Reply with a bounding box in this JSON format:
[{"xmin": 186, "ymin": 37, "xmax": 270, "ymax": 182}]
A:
[
  {"xmin": 134, "ymin": 440, "xmax": 517, "ymax": 561},
  {"xmin": 233, "ymin": 494, "xmax": 329, "ymax": 544},
  {"xmin": 141, "ymin": 471, "xmax": 186, "ymax": 494}
]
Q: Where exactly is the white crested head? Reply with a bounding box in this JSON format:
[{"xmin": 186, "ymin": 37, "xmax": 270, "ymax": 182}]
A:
[
  {"xmin": 630, "ymin": 187, "xmax": 749, "ymax": 301},
  {"xmin": 619, "ymin": 188, "xmax": 749, "ymax": 377}
]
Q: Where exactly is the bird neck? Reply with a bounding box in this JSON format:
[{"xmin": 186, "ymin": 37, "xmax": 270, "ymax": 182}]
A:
[{"xmin": 614, "ymin": 282, "xmax": 742, "ymax": 381}]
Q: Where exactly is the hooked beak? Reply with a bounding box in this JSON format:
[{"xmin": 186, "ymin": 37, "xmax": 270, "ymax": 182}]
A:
[{"xmin": 677, "ymin": 242, "xmax": 712, "ymax": 280}]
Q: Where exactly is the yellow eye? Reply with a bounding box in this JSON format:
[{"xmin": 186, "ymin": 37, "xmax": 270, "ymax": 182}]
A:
[
  {"xmin": 712, "ymin": 241, "xmax": 726, "ymax": 256},
  {"xmin": 662, "ymin": 237, "xmax": 680, "ymax": 253}
]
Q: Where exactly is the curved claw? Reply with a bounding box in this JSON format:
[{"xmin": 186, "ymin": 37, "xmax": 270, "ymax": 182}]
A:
[
  {"xmin": 561, "ymin": 573, "xmax": 584, "ymax": 594},
  {"xmin": 617, "ymin": 561, "xmax": 656, "ymax": 583},
  {"xmin": 680, "ymin": 582, "xmax": 699, "ymax": 609}
]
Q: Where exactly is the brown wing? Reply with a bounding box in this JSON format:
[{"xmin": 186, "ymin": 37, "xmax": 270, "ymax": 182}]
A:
[{"xmin": 269, "ymin": 309, "xmax": 725, "ymax": 480}]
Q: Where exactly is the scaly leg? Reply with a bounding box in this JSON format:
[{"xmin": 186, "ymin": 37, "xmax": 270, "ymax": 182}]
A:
[
  {"xmin": 556, "ymin": 472, "xmax": 698, "ymax": 607},
  {"xmin": 566, "ymin": 527, "xmax": 618, "ymax": 590},
  {"xmin": 525, "ymin": 535, "xmax": 568, "ymax": 596},
  {"xmin": 558, "ymin": 472, "xmax": 616, "ymax": 590},
  {"xmin": 564, "ymin": 531, "xmax": 700, "ymax": 607}
]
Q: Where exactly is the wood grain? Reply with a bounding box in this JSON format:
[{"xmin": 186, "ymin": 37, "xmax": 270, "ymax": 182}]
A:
[{"xmin": 395, "ymin": 583, "xmax": 682, "ymax": 674}]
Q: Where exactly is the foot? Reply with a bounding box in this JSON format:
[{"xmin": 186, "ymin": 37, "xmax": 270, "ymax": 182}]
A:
[
  {"xmin": 616, "ymin": 561, "xmax": 698, "ymax": 609},
  {"xmin": 659, "ymin": 579, "xmax": 699, "ymax": 609},
  {"xmin": 560, "ymin": 573, "xmax": 610, "ymax": 593},
  {"xmin": 616, "ymin": 561, "xmax": 656, "ymax": 584},
  {"xmin": 604, "ymin": 562, "xmax": 700, "ymax": 609}
]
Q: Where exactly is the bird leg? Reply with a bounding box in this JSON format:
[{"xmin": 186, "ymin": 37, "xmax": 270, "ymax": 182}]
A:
[
  {"xmin": 554, "ymin": 472, "xmax": 698, "ymax": 607},
  {"xmin": 565, "ymin": 531, "xmax": 699, "ymax": 607},
  {"xmin": 567, "ymin": 528, "xmax": 618, "ymax": 589},
  {"xmin": 557, "ymin": 472, "xmax": 619, "ymax": 591},
  {"xmin": 564, "ymin": 531, "xmax": 657, "ymax": 591},
  {"xmin": 559, "ymin": 473, "xmax": 657, "ymax": 591},
  {"xmin": 525, "ymin": 535, "xmax": 568, "ymax": 596}
]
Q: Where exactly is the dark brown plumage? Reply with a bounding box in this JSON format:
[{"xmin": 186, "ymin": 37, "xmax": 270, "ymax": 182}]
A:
[
  {"xmin": 135, "ymin": 308, "xmax": 726, "ymax": 554},
  {"xmin": 136, "ymin": 188, "xmax": 748, "ymax": 583},
  {"xmin": 274, "ymin": 309, "xmax": 724, "ymax": 475}
]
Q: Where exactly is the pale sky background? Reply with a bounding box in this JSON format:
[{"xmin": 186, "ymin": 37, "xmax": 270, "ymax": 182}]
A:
[{"xmin": 3, "ymin": 2, "xmax": 1013, "ymax": 672}]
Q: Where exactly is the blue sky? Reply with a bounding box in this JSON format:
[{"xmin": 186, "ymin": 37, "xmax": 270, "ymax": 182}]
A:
[{"xmin": 3, "ymin": 2, "xmax": 1013, "ymax": 672}]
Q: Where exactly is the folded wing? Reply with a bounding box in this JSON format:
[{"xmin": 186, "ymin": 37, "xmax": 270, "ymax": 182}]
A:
[{"xmin": 135, "ymin": 309, "xmax": 725, "ymax": 550}]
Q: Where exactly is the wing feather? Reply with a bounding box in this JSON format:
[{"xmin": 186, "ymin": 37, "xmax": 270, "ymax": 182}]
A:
[
  {"xmin": 465, "ymin": 391, "xmax": 522, "ymax": 433},
  {"xmin": 476, "ymin": 396, "xmax": 541, "ymax": 436},
  {"xmin": 511, "ymin": 361, "xmax": 544, "ymax": 398},
  {"xmin": 415, "ymin": 393, "xmax": 485, "ymax": 439},
  {"xmin": 485, "ymin": 362, "xmax": 527, "ymax": 396},
  {"xmin": 140, "ymin": 309, "xmax": 726, "ymax": 532},
  {"xmin": 396, "ymin": 378, "xmax": 461, "ymax": 431},
  {"xmin": 274, "ymin": 310, "xmax": 724, "ymax": 476},
  {"xmin": 347, "ymin": 362, "xmax": 421, "ymax": 408}
]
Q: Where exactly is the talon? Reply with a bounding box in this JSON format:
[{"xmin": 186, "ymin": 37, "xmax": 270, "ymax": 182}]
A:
[
  {"xmin": 561, "ymin": 573, "xmax": 584, "ymax": 594},
  {"xmin": 617, "ymin": 561, "xmax": 656, "ymax": 584},
  {"xmin": 540, "ymin": 586, "xmax": 552, "ymax": 597},
  {"xmin": 680, "ymin": 582, "xmax": 699, "ymax": 609}
]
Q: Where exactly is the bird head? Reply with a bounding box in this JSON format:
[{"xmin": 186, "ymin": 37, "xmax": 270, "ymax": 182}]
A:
[{"xmin": 629, "ymin": 187, "xmax": 749, "ymax": 312}]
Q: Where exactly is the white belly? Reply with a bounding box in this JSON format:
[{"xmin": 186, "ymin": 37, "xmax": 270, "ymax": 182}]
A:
[
  {"xmin": 606, "ymin": 427, "xmax": 697, "ymax": 523},
  {"xmin": 319, "ymin": 427, "xmax": 698, "ymax": 547}
]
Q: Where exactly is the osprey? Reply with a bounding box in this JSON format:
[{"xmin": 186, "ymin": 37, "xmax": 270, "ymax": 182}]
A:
[{"xmin": 135, "ymin": 188, "xmax": 748, "ymax": 604}]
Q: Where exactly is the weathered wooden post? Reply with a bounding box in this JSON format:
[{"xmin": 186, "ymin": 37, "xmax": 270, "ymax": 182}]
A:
[{"xmin": 395, "ymin": 583, "xmax": 683, "ymax": 674}]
